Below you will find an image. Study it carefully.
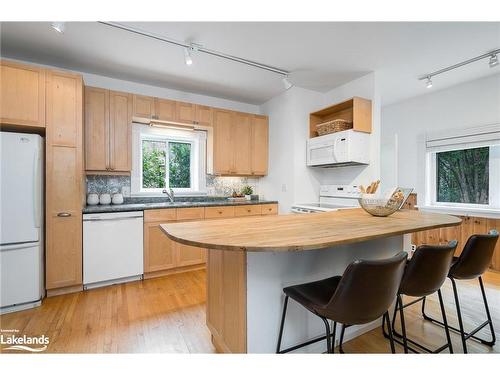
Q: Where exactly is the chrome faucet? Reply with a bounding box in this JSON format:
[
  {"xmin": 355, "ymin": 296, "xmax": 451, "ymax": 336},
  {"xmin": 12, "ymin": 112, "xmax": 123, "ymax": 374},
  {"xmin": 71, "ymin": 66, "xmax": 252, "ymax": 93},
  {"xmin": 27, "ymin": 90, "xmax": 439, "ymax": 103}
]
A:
[{"xmin": 162, "ymin": 188, "xmax": 175, "ymax": 202}]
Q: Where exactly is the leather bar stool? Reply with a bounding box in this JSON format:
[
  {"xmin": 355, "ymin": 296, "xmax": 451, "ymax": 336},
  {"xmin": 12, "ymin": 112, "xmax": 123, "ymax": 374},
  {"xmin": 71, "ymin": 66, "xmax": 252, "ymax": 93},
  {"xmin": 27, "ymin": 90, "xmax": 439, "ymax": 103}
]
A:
[
  {"xmin": 422, "ymin": 230, "xmax": 499, "ymax": 353},
  {"xmin": 383, "ymin": 241, "xmax": 457, "ymax": 353},
  {"xmin": 276, "ymin": 252, "xmax": 407, "ymax": 354}
]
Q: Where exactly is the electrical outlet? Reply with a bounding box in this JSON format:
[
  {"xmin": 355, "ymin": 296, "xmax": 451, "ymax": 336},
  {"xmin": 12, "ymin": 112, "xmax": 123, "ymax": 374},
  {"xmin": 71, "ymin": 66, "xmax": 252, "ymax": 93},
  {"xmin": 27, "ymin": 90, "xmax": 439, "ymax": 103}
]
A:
[{"xmin": 281, "ymin": 184, "xmax": 287, "ymax": 192}]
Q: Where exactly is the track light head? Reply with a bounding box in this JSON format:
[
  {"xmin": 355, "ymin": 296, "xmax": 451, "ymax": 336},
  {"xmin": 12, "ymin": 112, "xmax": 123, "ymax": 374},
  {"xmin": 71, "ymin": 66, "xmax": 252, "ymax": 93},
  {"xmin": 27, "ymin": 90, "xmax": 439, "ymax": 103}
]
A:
[
  {"xmin": 426, "ymin": 76, "xmax": 433, "ymax": 89},
  {"xmin": 282, "ymin": 75, "xmax": 293, "ymax": 90},
  {"xmin": 51, "ymin": 22, "xmax": 65, "ymax": 33},
  {"xmin": 184, "ymin": 48, "xmax": 193, "ymax": 66},
  {"xmin": 489, "ymin": 54, "xmax": 499, "ymax": 68}
]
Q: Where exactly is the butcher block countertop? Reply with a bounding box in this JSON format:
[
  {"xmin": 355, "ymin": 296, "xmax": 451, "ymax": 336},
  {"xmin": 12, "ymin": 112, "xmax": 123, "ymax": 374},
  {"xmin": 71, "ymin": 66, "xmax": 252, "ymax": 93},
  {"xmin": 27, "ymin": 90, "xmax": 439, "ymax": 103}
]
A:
[{"xmin": 160, "ymin": 208, "xmax": 461, "ymax": 252}]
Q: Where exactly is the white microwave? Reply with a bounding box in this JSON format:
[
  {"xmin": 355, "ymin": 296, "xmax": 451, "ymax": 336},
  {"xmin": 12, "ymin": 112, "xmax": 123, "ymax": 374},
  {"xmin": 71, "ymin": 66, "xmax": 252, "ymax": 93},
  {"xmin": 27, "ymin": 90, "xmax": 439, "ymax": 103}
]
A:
[{"xmin": 306, "ymin": 130, "xmax": 370, "ymax": 167}]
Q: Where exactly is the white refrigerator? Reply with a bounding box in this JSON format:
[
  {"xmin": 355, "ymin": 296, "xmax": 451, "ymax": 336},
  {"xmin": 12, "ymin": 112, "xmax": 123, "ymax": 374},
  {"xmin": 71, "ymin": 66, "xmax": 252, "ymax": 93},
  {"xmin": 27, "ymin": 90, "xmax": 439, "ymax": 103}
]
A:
[{"xmin": 0, "ymin": 131, "xmax": 44, "ymax": 314}]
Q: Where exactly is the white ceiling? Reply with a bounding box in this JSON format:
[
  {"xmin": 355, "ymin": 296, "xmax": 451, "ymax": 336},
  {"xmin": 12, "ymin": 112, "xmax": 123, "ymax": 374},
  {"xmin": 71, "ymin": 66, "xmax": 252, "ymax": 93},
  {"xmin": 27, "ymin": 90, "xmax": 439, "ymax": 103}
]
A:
[{"xmin": 1, "ymin": 22, "xmax": 499, "ymax": 105}]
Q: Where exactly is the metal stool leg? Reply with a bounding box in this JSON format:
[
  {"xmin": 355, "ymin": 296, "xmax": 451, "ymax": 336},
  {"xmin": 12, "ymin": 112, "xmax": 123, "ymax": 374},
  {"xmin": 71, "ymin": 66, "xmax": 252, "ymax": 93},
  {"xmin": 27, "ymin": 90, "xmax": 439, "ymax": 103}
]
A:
[
  {"xmin": 276, "ymin": 295, "xmax": 289, "ymax": 353},
  {"xmin": 423, "ymin": 277, "xmax": 495, "ymax": 350},
  {"xmin": 384, "ymin": 311, "xmax": 396, "ymax": 353},
  {"xmin": 451, "ymin": 278, "xmax": 468, "ymax": 353},
  {"xmin": 331, "ymin": 321, "xmax": 337, "ymax": 354},
  {"xmin": 437, "ymin": 289, "xmax": 453, "ymax": 353},
  {"xmin": 321, "ymin": 317, "xmax": 332, "ymax": 354},
  {"xmin": 397, "ymin": 295, "xmax": 409, "ymax": 353},
  {"xmin": 389, "ymin": 294, "xmax": 450, "ymax": 353},
  {"xmin": 478, "ymin": 276, "xmax": 496, "ymax": 346},
  {"xmin": 339, "ymin": 324, "xmax": 346, "ymax": 354}
]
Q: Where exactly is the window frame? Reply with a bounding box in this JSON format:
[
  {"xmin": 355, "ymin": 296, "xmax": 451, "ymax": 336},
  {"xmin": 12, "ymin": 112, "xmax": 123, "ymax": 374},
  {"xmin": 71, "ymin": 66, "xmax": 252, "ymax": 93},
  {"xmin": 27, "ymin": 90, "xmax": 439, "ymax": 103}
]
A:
[
  {"xmin": 131, "ymin": 123, "xmax": 207, "ymax": 196},
  {"xmin": 424, "ymin": 129, "xmax": 500, "ymax": 212}
]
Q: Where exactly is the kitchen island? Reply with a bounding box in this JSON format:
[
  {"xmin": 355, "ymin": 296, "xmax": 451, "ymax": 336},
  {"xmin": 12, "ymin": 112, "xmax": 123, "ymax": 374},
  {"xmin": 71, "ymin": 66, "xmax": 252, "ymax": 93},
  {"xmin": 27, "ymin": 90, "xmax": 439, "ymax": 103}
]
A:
[{"xmin": 161, "ymin": 208, "xmax": 461, "ymax": 353}]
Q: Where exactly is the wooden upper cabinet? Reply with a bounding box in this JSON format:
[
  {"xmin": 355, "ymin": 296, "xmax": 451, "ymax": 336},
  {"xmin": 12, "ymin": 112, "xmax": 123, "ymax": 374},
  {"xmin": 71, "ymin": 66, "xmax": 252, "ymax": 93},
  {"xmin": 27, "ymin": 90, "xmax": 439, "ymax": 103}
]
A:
[
  {"xmin": 155, "ymin": 98, "xmax": 176, "ymax": 121},
  {"xmin": 232, "ymin": 113, "xmax": 252, "ymax": 175},
  {"xmin": 46, "ymin": 70, "xmax": 82, "ymax": 147},
  {"xmin": 195, "ymin": 105, "xmax": 213, "ymax": 126},
  {"xmin": 0, "ymin": 60, "xmax": 46, "ymax": 128},
  {"xmin": 84, "ymin": 87, "xmax": 132, "ymax": 172},
  {"xmin": 84, "ymin": 87, "xmax": 109, "ymax": 171},
  {"xmin": 251, "ymin": 115, "xmax": 269, "ymax": 176},
  {"xmin": 213, "ymin": 109, "xmax": 234, "ymax": 174},
  {"xmin": 109, "ymin": 90, "xmax": 132, "ymax": 171},
  {"xmin": 176, "ymin": 101, "xmax": 195, "ymax": 124},
  {"xmin": 133, "ymin": 94, "xmax": 155, "ymax": 121}
]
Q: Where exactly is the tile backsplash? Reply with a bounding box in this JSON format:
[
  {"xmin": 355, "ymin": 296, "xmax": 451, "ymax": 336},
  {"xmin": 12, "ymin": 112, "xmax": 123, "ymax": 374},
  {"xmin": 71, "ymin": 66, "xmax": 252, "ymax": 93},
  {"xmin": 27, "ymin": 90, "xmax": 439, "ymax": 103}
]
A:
[{"xmin": 86, "ymin": 175, "xmax": 259, "ymax": 197}]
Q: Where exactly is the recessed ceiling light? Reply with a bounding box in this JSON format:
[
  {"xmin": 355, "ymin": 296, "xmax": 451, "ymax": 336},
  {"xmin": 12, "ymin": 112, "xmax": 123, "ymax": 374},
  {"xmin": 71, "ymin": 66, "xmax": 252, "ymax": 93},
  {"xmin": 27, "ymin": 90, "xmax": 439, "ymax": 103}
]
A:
[
  {"xmin": 282, "ymin": 75, "xmax": 293, "ymax": 90},
  {"xmin": 426, "ymin": 76, "xmax": 433, "ymax": 89},
  {"xmin": 51, "ymin": 22, "xmax": 65, "ymax": 34},
  {"xmin": 489, "ymin": 54, "xmax": 499, "ymax": 68}
]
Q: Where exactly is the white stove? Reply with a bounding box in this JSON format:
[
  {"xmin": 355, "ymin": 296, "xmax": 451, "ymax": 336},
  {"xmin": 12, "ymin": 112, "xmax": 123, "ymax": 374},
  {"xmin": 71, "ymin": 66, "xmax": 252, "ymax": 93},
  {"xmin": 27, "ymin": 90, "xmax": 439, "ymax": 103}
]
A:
[{"xmin": 291, "ymin": 184, "xmax": 361, "ymax": 214}]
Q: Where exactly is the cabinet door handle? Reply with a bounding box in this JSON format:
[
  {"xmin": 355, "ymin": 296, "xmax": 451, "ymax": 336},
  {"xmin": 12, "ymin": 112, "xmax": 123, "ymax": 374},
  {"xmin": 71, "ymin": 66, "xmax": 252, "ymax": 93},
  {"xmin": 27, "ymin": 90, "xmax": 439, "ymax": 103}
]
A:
[{"xmin": 57, "ymin": 212, "xmax": 71, "ymax": 217}]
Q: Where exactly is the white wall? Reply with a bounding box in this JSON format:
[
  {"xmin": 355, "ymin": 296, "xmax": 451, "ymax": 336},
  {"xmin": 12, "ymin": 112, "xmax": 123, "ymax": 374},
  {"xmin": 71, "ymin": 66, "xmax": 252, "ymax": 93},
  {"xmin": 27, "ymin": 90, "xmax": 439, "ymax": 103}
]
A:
[
  {"xmin": 258, "ymin": 87, "xmax": 324, "ymax": 212},
  {"xmin": 6, "ymin": 57, "xmax": 260, "ymax": 114},
  {"xmin": 259, "ymin": 73, "xmax": 382, "ymax": 212},
  {"xmin": 380, "ymin": 73, "xmax": 500, "ymax": 198}
]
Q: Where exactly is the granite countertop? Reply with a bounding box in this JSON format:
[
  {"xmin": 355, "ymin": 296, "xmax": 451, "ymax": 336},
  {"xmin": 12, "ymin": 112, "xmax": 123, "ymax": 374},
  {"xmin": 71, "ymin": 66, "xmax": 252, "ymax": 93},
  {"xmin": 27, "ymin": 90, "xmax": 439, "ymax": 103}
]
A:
[{"xmin": 83, "ymin": 197, "xmax": 278, "ymax": 214}]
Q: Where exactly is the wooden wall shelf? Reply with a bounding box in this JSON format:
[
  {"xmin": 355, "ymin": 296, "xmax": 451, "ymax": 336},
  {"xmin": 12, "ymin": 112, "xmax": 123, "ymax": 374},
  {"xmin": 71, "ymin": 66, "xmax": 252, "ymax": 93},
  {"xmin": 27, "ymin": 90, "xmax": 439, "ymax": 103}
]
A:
[{"xmin": 309, "ymin": 96, "xmax": 372, "ymax": 138}]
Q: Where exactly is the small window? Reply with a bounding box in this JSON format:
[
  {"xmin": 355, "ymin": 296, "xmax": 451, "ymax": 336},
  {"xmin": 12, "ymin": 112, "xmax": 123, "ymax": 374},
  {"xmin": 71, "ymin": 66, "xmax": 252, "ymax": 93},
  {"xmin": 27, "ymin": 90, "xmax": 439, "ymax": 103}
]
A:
[
  {"xmin": 131, "ymin": 123, "xmax": 207, "ymax": 196},
  {"xmin": 426, "ymin": 142, "xmax": 499, "ymax": 210},
  {"xmin": 436, "ymin": 146, "xmax": 489, "ymax": 205}
]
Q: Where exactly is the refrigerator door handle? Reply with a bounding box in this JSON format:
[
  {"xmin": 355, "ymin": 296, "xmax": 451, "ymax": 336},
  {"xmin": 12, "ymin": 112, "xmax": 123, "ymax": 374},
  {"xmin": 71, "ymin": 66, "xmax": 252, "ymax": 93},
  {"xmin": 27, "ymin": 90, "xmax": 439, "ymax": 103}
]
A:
[
  {"xmin": 33, "ymin": 148, "xmax": 41, "ymax": 229},
  {"xmin": 0, "ymin": 242, "xmax": 39, "ymax": 251}
]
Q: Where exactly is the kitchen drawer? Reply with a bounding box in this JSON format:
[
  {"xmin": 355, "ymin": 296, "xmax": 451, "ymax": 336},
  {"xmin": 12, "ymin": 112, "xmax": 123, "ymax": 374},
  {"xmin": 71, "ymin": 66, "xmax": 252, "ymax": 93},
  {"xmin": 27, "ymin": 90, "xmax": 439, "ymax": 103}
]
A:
[
  {"xmin": 177, "ymin": 207, "xmax": 204, "ymax": 221},
  {"xmin": 234, "ymin": 204, "xmax": 262, "ymax": 217},
  {"xmin": 261, "ymin": 204, "xmax": 278, "ymax": 215},
  {"xmin": 144, "ymin": 208, "xmax": 177, "ymax": 223},
  {"xmin": 205, "ymin": 206, "xmax": 235, "ymax": 219}
]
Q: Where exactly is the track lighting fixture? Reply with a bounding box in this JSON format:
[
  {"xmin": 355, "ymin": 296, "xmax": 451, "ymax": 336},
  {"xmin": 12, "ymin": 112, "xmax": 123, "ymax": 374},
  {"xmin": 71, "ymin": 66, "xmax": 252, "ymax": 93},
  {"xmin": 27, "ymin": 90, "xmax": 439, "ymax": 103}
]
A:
[
  {"xmin": 282, "ymin": 75, "xmax": 293, "ymax": 90},
  {"xmin": 98, "ymin": 22, "xmax": 291, "ymax": 82},
  {"xmin": 51, "ymin": 22, "xmax": 65, "ymax": 33},
  {"xmin": 419, "ymin": 48, "xmax": 500, "ymax": 88},
  {"xmin": 184, "ymin": 47, "xmax": 193, "ymax": 66},
  {"xmin": 489, "ymin": 54, "xmax": 499, "ymax": 68},
  {"xmin": 425, "ymin": 76, "xmax": 433, "ymax": 89}
]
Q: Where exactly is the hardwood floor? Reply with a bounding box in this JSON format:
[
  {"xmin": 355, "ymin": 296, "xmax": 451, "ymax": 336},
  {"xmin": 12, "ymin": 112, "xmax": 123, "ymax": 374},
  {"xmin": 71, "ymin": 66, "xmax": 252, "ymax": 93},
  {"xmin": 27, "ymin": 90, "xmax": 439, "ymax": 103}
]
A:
[
  {"xmin": 0, "ymin": 270, "xmax": 215, "ymax": 353},
  {"xmin": 1, "ymin": 269, "xmax": 498, "ymax": 354}
]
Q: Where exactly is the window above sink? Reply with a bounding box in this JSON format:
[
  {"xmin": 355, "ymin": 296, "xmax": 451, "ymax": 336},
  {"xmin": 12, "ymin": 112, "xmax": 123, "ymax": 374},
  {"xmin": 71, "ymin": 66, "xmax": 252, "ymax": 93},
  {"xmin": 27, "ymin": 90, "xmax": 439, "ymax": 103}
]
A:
[{"xmin": 131, "ymin": 123, "xmax": 207, "ymax": 196}]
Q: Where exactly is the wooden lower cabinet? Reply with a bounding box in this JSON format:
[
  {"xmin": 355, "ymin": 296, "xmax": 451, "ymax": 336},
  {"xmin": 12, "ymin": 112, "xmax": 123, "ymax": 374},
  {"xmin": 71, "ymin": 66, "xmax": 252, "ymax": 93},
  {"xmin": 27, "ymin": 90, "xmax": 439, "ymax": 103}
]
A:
[
  {"xmin": 411, "ymin": 212, "xmax": 500, "ymax": 271},
  {"xmin": 45, "ymin": 215, "xmax": 82, "ymax": 290},
  {"xmin": 143, "ymin": 207, "xmax": 206, "ymax": 277},
  {"xmin": 176, "ymin": 243, "xmax": 206, "ymax": 267},
  {"xmin": 144, "ymin": 221, "xmax": 177, "ymax": 272},
  {"xmin": 487, "ymin": 219, "xmax": 500, "ymax": 270}
]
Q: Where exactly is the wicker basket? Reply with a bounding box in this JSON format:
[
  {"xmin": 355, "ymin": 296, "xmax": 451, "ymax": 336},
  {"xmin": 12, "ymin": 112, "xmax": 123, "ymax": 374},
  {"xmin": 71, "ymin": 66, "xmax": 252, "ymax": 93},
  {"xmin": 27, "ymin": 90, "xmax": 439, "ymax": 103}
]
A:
[{"xmin": 316, "ymin": 119, "xmax": 353, "ymax": 136}]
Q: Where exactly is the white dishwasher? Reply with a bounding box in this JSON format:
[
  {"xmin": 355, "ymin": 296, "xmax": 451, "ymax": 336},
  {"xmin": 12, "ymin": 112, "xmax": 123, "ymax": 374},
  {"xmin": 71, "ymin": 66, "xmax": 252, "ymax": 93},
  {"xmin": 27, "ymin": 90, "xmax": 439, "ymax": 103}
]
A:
[{"xmin": 83, "ymin": 211, "xmax": 144, "ymax": 289}]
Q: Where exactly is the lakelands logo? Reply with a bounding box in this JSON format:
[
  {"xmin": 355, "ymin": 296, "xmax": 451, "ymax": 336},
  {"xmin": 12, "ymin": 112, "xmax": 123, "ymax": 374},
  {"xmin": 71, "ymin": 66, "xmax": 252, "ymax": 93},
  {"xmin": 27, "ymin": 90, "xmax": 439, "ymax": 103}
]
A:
[{"xmin": 0, "ymin": 329, "xmax": 49, "ymax": 352}]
